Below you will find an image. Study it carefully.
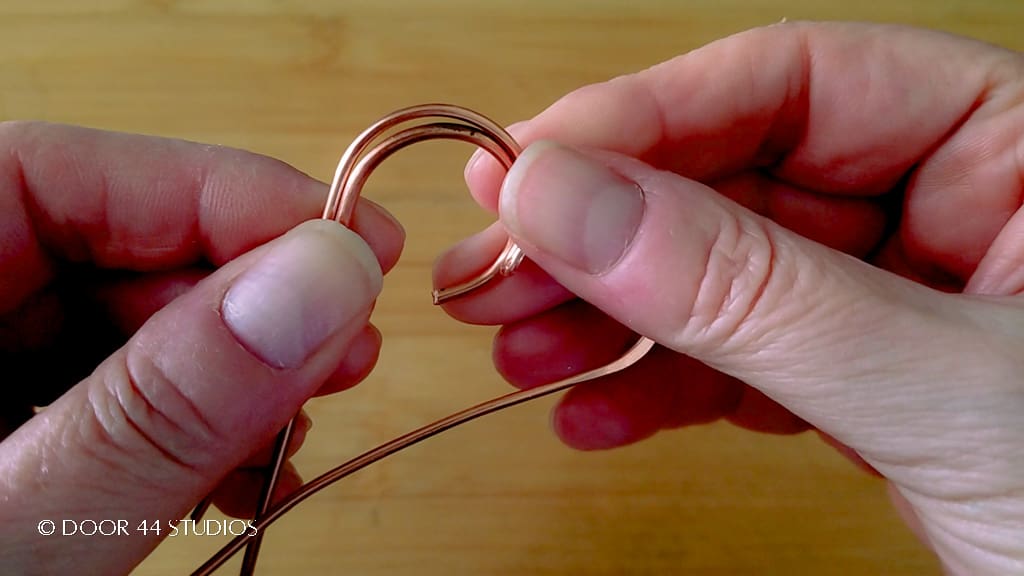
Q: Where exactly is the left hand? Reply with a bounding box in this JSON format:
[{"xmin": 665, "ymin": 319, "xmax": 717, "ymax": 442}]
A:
[{"xmin": 0, "ymin": 122, "xmax": 405, "ymax": 574}]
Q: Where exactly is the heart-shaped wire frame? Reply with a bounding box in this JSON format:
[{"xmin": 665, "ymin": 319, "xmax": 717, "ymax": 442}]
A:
[{"xmin": 190, "ymin": 104, "xmax": 655, "ymax": 576}]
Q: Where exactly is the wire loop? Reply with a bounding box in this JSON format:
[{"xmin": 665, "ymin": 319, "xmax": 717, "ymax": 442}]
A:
[{"xmin": 191, "ymin": 104, "xmax": 654, "ymax": 576}]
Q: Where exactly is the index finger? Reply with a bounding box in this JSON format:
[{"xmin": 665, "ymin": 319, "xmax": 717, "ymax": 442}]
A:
[
  {"xmin": 467, "ymin": 22, "xmax": 1012, "ymax": 208},
  {"xmin": 0, "ymin": 122, "xmax": 405, "ymax": 314}
]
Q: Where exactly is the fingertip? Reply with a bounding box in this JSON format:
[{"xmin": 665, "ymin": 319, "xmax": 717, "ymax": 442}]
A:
[
  {"xmin": 433, "ymin": 222, "xmax": 508, "ymax": 291},
  {"xmin": 497, "ymin": 142, "xmax": 647, "ymax": 277},
  {"xmin": 492, "ymin": 300, "xmax": 635, "ymax": 389},
  {"xmin": 464, "ymin": 121, "xmax": 530, "ymax": 213},
  {"xmin": 552, "ymin": 379, "xmax": 665, "ymax": 451},
  {"xmin": 272, "ymin": 461, "xmax": 305, "ymax": 504},
  {"xmin": 433, "ymin": 222, "xmax": 573, "ymax": 325},
  {"xmin": 350, "ymin": 198, "xmax": 406, "ymax": 274},
  {"xmin": 553, "ymin": 389, "xmax": 635, "ymax": 451},
  {"xmin": 313, "ymin": 323, "xmax": 382, "ymax": 396},
  {"xmin": 293, "ymin": 410, "xmax": 313, "ymax": 449},
  {"xmin": 463, "ymin": 149, "xmax": 498, "ymax": 212},
  {"xmin": 221, "ymin": 219, "xmax": 381, "ymax": 370}
]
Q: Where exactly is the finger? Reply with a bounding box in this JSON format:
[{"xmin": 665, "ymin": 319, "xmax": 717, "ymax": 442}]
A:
[
  {"xmin": 439, "ymin": 170, "xmax": 886, "ymax": 326},
  {"xmin": 1, "ymin": 281, "xmax": 126, "ymax": 406},
  {"xmin": 711, "ymin": 172, "xmax": 887, "ymax": 258},
  {"xmin": 2, "ymin": 269, "xmax": 214, "ymax": 408},
  {"xmin": 31, "ymin": 268, "xmax": 391, "ymax": 392},
  {"xmin": 211, "ymin": 462, "xmax": 305, "ymax": 519},
  {"xmin": 903, "ymin": 94, "xmax": 1024, "ymax": 283},
  {"xmin": 238, "ymin": 411, "xmax": 312, "ymax": 468},
  {"xmin": 4, "ymin": 268, "xmax": 213, "ymax": 407},
  {"xmin": 492, "ymin": 299, "xmax": 635, "ymax": 389},
  {"xmin": 553, "ymin": 347, "xmax": 747, "ymax": 450},
  {"xmin": 964, "ymin": 203, "xmax": 1024, "ymax": 295},
  {"xmin": 0, "ymin": 219, "xmax": 381, "ymax": 574},
  {"xmin": 313, "ymin": 324, "xmax": 382, "ymax": 396},
  {"xmin": 95, "ymin": 278, "xmax": 387, "ymax": 397},
  {"xmin": 552, "ymin": 346, "xmax": 686, "ymax": 451},
  {"xmin": 655, "ymin": 360, "xmax": 742, "ymax": 431},
  {"xmin": 491, "ymin": 300, "xmax": 804, "ymax": 445},
  {"xmin": 434, "ymin": 221, "xmax": 572, "ymax": 325},
  {"xmin": 869, "ymin": 235, "xmax": 961, "ymax": 291},
  {"xmin": 468, "ymin": 22, "xmax": 1006, "ymax": 208},
  {"xmin": 502, "ymin": 142, "xmax": 1024, "ymax": 571},
  {"xmin": 0, "ymin": 121, "xmax": 405, "ymax": 315},
  {"xmin": 552, "ymin": 342, "xmax": 806, "ymax": 446},
  {"xmin": 497, "ymin": 142, "xmax": 1019, "ymax": 475},
  {"xmin": 466, "ymin": 22, "xmax": 1021, "ymax": 285},
  {"xmin": 9, "ymin": 276, "xmax": 389, "ymax": 408}
]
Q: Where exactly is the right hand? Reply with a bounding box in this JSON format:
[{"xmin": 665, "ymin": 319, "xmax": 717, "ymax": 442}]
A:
[{"xmin": 436, "ymin": 22, "xmax": 1024, "ymax": 574}]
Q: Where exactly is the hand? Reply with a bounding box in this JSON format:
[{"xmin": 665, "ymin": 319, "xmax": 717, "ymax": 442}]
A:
[
  {"xmin": 437, "ymin": 22, "xmax": 1024, "ymax": 574},
  {"xmin": 0, "ymin": 122, "xmax": 404, "ymax": 574}
]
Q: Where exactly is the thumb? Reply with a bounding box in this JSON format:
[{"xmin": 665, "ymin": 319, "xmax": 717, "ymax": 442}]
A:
[
  {"xmin": 497, "ymin": 142, "xmax": 1010, "ymax": 469},
  {"xmin": 1, "ymin": 219, "xmax": 381, "ymax": 575}
]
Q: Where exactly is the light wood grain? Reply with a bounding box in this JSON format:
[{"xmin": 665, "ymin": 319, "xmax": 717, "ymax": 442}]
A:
[{"xmin": 4, "ymin": 1, "xmax": 1021, "ymax": 574}]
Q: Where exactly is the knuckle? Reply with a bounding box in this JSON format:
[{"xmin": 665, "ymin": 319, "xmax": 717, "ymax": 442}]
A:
[
  {"xmin": 679, "ymin": 212, "xmax": 783, "ymax": 354},
  {"xmin": 83, "ymin": 347, "xmax": 219, "ymax": 484}
]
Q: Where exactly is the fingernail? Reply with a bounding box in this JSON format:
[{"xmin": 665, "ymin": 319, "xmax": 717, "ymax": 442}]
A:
[
  {"xmin": 222, "ymin": 220, "xmax": 382, "ymax": 369},
  {"xmin": 464, "ymin": 148, "xmax": 486, "ymax": 182},
  {"xmin": 500, "ymin": 141, "xmax": 644, "ymax": 274}
]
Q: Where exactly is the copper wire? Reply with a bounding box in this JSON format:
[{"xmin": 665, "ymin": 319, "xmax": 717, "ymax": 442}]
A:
[{"xmin": 191, "ymin": 104, "xmax": 655, "ymax": 575}]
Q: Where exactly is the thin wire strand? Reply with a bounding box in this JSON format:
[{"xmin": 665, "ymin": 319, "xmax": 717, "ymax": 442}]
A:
[
  {"xmin": 188, "ymin": 496, "xmax": 212, "ymax": 522},
  {"xmin": 323, "ymin": 104, "xmax": 520, "ymax": 224},
  {"xmin": 192, "ymin": 338, "xmax": 655, "ymax": 576},
  {"xmin": 193, "ymin": 104, "xmax": 655, "ymax": 576},
  {"xmin": 236, "ymin": 117, "xmax": 527, "ymax": 576},
  {"xmin": 238, "ymin": 113, "xmax": 525, "ymax": 576},
  {"xmin": 238, "ymin": 417, "xmax": 294, "ymax": 573},
  {"xmin": 327, "ymin": 121, "xmax": 524, "ymax": 301}
]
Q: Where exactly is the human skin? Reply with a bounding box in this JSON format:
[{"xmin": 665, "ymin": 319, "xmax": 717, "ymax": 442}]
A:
[
  {"xmin": 1, "ymin": 21, "xmax": 1022, "ymax": 576},
  {"xmin": 0, "ymin": 123, "xmax": 405, "ymax": 574},
  {"xmin": 435, "ymin": 22, "xmax": 1024, "ymax": 575}
]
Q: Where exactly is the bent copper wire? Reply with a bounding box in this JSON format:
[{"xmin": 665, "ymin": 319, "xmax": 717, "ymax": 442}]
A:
[
  {"xmin": 238, "ymin": 105, "xmax": 528, "ymax": 576},
  {"xmin": 191, "ymin": 104, "xmax": 656, "ymax": 576}
]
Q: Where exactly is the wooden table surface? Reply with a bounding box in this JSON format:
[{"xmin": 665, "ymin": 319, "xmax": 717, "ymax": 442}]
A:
[{"xmin": 4, "ymin": 2, "xmax": 1021, "ymax": 574}]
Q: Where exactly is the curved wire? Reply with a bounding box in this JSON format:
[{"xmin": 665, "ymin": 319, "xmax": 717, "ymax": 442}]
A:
[
  {"xmin": 330, "ymin": 121, "xmax": 525, "ymax": 303},
  {"xmin": 323, "ymin": 104, "xmax": 520, "ymax": 225},
  {"xmin": 192, "ymin": 104, "xmax": 655, "ymax": 576},
  {"xmin": 240, "ymin": 109, "xmax": 525, "ymax": 575},
  {"xmin": 191, "ymin": 337, "xmax": 654, "ymax": 575}
]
